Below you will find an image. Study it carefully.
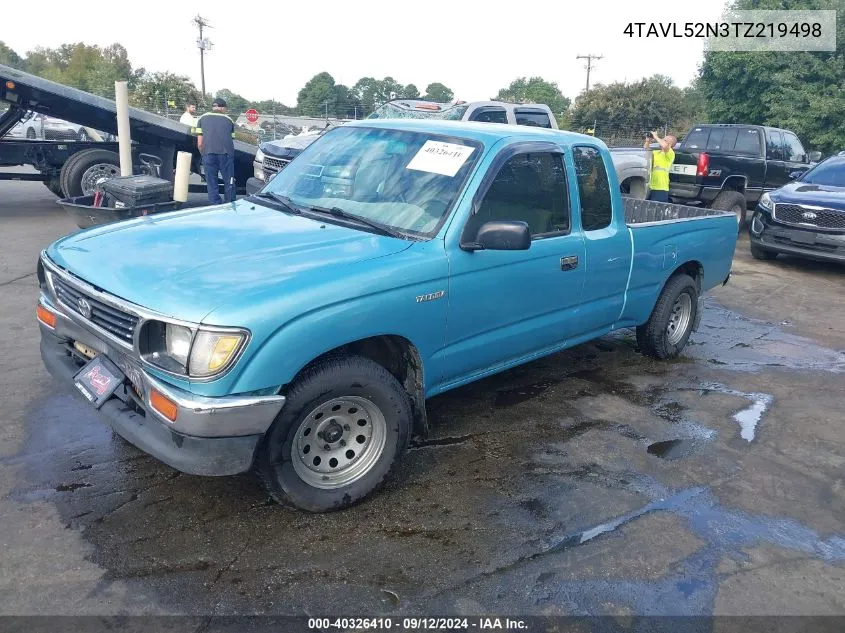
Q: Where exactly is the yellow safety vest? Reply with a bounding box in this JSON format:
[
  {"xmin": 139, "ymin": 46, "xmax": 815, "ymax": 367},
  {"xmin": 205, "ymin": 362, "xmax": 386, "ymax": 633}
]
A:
[{"xmin": 649, "ymin": 148, "xmax": 675, "ymax": 192}]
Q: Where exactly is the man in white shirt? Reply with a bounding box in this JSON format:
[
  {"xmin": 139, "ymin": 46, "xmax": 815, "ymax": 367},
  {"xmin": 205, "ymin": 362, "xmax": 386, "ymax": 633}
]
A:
[{"xmin": 179, "ymin": 102, "xmax": 197, "ymax": 127}]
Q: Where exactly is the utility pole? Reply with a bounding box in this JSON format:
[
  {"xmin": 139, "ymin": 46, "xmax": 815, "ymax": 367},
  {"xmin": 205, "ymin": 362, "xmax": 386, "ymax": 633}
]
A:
[
  {"xmin": 576, "ymin": 54, "xmax": 603, "ymax": 92},
  {"xmin": 193, "ymin": 15, "xmax": 213, "ymax": 100}
]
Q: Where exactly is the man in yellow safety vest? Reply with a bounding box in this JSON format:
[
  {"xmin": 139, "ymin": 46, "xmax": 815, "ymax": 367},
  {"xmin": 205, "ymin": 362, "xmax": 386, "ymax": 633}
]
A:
[{"xmin": 644, "ymin": 131, "xmax": 677, "ymax": 202}]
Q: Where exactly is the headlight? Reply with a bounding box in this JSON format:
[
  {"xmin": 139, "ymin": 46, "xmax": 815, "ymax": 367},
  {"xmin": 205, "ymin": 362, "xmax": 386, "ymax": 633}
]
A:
[
  {"xmin": 188, "ymin": 330, "xmax": 247, "ymax": 377},
  {"xmin": 758, "ymin": 192, "xmax": 773, "ymax": 211},
  {"xmin": 255, "ymin": 148, "xmax": 265, "ymax": 163},
  {"xmin": 140, "ymin": 321, "xmax": 247, "ymax": 378}
]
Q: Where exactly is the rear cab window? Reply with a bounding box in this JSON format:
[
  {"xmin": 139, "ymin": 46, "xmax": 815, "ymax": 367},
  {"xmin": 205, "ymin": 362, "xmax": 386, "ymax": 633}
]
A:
[
  {"xmin": 572, "ymin": 146, "xmax": 613, "ymax": 231},
  {"xmin": 766, "ymin": 130, "xmax": 784, "ymax": 160},
  {"xmin": 514, "ymin": 109, "xmax": 553, "ymax": 128},
  {"xmin": 706, "ymin": 128, "xmax": 738, "ymax": 152},
  {"xmin": 682, "ymin": 127, "xmax": 710, "ymax": 150},
  {"xmin": 469, "ymin": 107, "xmax": 508, "ymax": 124},
  {"xmin": 734, "ymin": 128, "xmax": 763, "ymax": 156}
]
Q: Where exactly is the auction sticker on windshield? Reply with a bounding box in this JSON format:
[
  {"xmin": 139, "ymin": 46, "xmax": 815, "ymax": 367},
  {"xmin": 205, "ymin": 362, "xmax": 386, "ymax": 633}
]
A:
[{"xmin": 406, "ymin": 141, "xmax": 474, "ymax": 177}]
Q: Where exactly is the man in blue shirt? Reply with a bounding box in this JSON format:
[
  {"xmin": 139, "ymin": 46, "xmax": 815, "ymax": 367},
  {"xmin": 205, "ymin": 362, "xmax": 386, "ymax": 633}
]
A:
[{"xmin": 196, "ymin": 98, "xmax": 236, "ymax": 203}]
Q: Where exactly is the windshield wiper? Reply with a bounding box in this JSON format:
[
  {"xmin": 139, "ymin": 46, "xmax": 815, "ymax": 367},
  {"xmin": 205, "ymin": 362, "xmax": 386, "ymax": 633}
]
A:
[
  {"xmin": 306, "ymin": 205, "xmax": 405, "ymax": 239},
  {"xmin": 250, "ymin": 192, "xmax": 302, "ymax": 215}
]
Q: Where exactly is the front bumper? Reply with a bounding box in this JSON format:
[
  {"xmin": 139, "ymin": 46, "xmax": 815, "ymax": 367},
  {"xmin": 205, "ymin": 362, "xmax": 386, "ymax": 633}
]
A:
[
  {"xmin": 749, "ymin": 209, "xmax": 845, "ymax": 264},
  {"xmin": 37, "ymin": 296, "xmax": 286, "ymax": 476}
]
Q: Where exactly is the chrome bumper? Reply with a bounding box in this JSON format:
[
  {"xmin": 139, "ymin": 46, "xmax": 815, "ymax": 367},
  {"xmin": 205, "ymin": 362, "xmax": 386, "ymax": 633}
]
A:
[{"xmin": 37, "ymin": 294, "xmax": 285, "ymax": 439}]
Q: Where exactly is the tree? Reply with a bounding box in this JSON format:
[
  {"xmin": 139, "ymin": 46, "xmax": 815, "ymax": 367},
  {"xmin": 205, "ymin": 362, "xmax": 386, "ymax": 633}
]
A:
[
  {"xmin": 570, "ymin": 75, "xmax": 697, "ymax": 139},
  {"xmin": 297, "ymin": 71, "xmax": 339, "ymax": 117},
  {"xmin": 214, "ymin": 88, "xmax": 250, "ymax": 113},
  {"xmin": 0, "ymin": 41, "xmax": 24, "ymax": 69},
  {"xmin": 493, "ymin": 77, "xmax": 571, "ymax": 116},
  {"xmin": 131, "ymin": 71, "xmax": 201, "ymax": 114},
  {"xmin": 403, "ymin": 83, "xmax": 420, "ymax": 99},
  {"xmin": 423, "ymin": 82, "xmax": 453, "ymax": 102},
  {"xmin": 698, "ymin": 0, "xmax": 845, "ymax": 153}
]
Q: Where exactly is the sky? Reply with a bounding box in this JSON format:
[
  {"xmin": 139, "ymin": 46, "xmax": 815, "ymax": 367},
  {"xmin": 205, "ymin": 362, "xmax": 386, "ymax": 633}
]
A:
[{"xmin": 3, "ymin": 0, "xmax": 730, "ymax": 106}]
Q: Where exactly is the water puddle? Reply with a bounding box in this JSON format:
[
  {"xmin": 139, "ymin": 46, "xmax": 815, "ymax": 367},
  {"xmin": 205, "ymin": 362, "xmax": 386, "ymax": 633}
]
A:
[
  {"xmin": 692, "ymin": 383, "xmax": 774, "ymax": 442},
  {"xmin": 494, "ymin": 381, "xmax": 557, "ymax": 408},
  {"xmin": 646, "ymin": 439, "xmax": 696, "ymax": 460}
]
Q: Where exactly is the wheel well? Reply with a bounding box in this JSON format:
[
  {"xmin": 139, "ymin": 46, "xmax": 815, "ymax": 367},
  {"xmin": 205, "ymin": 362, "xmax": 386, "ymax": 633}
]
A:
[
  {"xmin": 720, "ymin": 176, "xmax": 746, "ymax": 193},
  {"xmin": 290, "ymin": 335, "xmax": 428, "ymax": 438},
  {"xmin": 671, "ymin": 260, "xmax": 703, "ymax": 292},
  {"xmin": 620, "ymin": 176, "xmax": 646, "ymax": 197}
]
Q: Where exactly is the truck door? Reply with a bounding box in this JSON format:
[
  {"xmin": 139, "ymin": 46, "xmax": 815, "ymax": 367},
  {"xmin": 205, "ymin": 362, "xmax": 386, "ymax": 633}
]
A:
[
  {"xmin": 571, "ymin": 145, "xmax": 631, "ymax": 333},
  {"xmin": 441, "ymin": 143, "xmax": 586, "ymax": 385},
  {"xmin": 763, "ymin": 129, "xmax": 790, "ymax": 191}
]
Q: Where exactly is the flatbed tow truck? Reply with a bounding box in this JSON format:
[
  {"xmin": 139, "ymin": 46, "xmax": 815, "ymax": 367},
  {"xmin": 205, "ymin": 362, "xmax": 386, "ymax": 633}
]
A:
[{"xmin": 0, "ymin": 63, "xmax": 256, "ymax": 197}]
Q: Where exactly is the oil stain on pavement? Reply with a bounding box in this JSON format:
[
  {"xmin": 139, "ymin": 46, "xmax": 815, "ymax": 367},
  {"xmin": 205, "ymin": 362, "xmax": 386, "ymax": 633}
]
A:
[{"xmin": 7, "ymin": 299, "xmax": 845, "ymax": 617}]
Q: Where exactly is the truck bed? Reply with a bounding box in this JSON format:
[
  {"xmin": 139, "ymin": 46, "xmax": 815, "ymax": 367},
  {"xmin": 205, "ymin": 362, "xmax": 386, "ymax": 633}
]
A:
[{"xmin": 623, "ymin": 197, "xmax": 731, "ymax": 225}]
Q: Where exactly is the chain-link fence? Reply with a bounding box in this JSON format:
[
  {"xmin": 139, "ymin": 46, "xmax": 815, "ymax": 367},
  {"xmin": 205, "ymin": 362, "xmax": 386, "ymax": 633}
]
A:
[{"xmin": 571, "ymin": 120, "xmax": 690, "ymax": 148}]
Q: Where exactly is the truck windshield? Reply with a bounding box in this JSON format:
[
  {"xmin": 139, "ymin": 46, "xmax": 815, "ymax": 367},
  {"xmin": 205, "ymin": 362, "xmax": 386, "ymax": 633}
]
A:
[
  {"xmin": 263, "ymin": 126, "xmax": 482, "ymax": 237},
  {"xmin": 368, "ymin": 101, "xmax": 469, "ymax": 121},
  {"xmin": 800, "ymin": 157, "xmax": 845, "ymax": 187}
]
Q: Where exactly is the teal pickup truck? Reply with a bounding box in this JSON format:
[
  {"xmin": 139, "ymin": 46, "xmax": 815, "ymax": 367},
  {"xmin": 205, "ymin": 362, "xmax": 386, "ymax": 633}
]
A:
[{"xmin": 37, "ymin": 120, "xmax": 737, "ymax": 512}]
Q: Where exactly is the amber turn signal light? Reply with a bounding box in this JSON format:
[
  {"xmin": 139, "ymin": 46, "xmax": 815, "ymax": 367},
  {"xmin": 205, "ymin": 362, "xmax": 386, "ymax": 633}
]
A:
[
  {"xmin": 36, "ymin": 304, "xmax": 57, "ymax": 329},
  {"xmin": 150, "ymin": 389, "xmax": 178, "ymax": 422}
]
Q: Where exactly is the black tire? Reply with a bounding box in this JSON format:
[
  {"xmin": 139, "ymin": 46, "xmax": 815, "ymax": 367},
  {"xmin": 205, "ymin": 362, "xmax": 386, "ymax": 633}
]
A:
[
  {"xmin": 636, "ymin": 274, "xmax": 699, "ymax": 360},
  {"xmin": 26, "ymin": 127, "xmax": 37, "ymax": 139},
  {"xmin": 255, "ymin": 355, "xmax": 412, "ymax": 512},
  {"xmin": 59, "ymin": 151, "xmax": 90, "ymax": 197},
  {"xmin": 43, "ymin": 178, "xmax": 63, "ymax": 197},
  {"xmin": 750, "ymin": 242, "xmax": 778, "ymax": 261},
  {"xmin": 61, "ymin": 149, "xmax": 121, "ymax": 197},
  {"xmin": 710, "ymin": 191, "xmax": 747, "ymax": 234}
]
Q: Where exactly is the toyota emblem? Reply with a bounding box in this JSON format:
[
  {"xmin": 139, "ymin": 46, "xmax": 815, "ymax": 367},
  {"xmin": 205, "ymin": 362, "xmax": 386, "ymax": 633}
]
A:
[
  {"xmin": 77, "ymin": 297, "xmax": 92, "ymax": 319},
  {"xmin": 802, "ymin": 211, "xmax": 818, "ymax": 220}
]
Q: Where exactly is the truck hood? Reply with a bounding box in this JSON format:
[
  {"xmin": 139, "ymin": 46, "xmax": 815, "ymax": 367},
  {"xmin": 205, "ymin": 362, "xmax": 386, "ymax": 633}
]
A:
[
  {"xmin": 771, "ymin": 182, "xmax": 845, "ymax": 211},
  {"xmin": 46, "ymin": 200, "xmax": 411, "ymax": 323}
]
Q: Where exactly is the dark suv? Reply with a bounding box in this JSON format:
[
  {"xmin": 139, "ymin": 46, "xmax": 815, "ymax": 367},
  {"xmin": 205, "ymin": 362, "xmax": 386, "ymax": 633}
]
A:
[{"xmin": 669, "ymin": 124, "xmax": 821, "ymax": 231}]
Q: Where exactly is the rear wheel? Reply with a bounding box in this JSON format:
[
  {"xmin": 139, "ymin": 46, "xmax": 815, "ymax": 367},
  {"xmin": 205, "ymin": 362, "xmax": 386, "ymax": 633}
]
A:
[
  {"xmin": 61, "ymin": 149, "xmax": 121, "ymax": 197},
  {"xmin": 750, "ymin": 242, "xmax": 778, "ymax": 261},
  {"xmin": 710, "ymin": 191, "xmax": 747, "ymax": 234},
  {"xmin": 77, "ymin": 128, "xmax": 90, "ymax": 142},
  {"xmin": 637, "ymin": 274, "xmax": 699, "ymax": 359},
  {"xmin": 256, "ymin": 355, "xmax": 412, "ymax": 512}
]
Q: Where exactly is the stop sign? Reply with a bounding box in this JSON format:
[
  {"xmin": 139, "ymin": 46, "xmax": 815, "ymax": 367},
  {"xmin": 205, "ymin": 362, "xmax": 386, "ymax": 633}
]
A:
[{"xmin": 245, "ymin": 108, "xmax": 259, "ymax": 124}]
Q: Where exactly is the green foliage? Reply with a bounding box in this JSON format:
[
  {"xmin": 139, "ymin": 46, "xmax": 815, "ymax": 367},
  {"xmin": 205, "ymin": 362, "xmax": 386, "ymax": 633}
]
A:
[
  {"xmin": 423, "ymin": 82, "xmax": 454, "ymax": 102},
  {"xmin": 132, "ymin": 71, "xmax": 202, "ymax": 112},
  {"xmin": 493, "ymin": 77, "xmax": 571, "ymax": 115},
  {"xmin": 570, "ymin": 75, "xmax": 701, "ymax": 137},
  {"xmin": 698, "ymin": 0, "xmax": 845, "ymax": 153},
  {"xmin": 403, "ymin": 84, "xmax": 420, "ymax": 99},
  {"xmin": 0, "ymin": 41, "xmax": 25, "ymax": 69}
]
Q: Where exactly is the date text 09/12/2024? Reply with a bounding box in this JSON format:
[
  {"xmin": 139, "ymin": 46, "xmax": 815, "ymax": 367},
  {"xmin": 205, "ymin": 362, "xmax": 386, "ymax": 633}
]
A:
[
  {"xmin": 307, "ymin": 618, "xmax": 528, "ymax": 630},
  {"xmin": 623, "ymin": 22, "xmax": 822, "ymax": 38}
]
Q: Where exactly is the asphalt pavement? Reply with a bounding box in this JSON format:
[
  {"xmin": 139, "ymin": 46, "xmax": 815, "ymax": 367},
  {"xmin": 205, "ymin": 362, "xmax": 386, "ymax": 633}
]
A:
[{"xmin": 1, "ymin": 178, "xmax": 844, "ymax": 620}]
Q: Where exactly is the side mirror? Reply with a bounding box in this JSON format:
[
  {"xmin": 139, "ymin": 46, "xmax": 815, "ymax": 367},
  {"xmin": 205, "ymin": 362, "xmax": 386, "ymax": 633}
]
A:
[
  {"xmin": 808, "ymin": 151, "xmax": 822, "ymax": 163},
  {"xmin": 463, "ymin": 221, "xmax": 531, "ymax": 251},
  {"xmin": 788, "ymin": 170, "xmax": 804, "ymax": 181}
]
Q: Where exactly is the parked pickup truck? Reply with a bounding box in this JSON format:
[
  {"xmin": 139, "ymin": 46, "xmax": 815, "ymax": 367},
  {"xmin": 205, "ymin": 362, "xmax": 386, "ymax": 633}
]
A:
[
  {"xmin": 669, "ymin": 123, "xmax": 821, "ymax": 231},
  {"xmin": 37, "ymin": 120, "xmax": 737, "ymax": 512}
]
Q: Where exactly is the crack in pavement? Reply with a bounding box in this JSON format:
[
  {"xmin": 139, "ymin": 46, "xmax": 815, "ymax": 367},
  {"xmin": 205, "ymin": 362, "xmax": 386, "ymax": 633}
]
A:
[{"xmin": 0, "ymin": 271, "xmax": 36, "ymax": 287}]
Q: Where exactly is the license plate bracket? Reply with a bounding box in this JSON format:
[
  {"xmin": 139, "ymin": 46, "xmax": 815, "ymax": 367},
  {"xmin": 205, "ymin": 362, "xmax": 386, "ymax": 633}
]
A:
[
  {"xmin": 789, "ymin": 230, "xmax": 817, "ymax": 244},
  {"xmin": 73, "ymin": 355, "xmax": 125, "ymax": 409}
]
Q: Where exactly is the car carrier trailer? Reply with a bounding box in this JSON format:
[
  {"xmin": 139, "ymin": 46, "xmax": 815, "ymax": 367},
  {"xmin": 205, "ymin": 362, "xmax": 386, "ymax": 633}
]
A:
[{"xmin": 0, "ymin": 63, "xmax": 256, "ymax": 198}]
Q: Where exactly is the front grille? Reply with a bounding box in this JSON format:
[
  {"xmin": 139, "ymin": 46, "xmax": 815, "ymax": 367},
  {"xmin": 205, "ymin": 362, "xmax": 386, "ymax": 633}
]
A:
[
  {"xmin": 53, "ymin": 278, "xmax": 139, "ymax": 344},
  {"xmin": 263, "ymin": 156, "xmax": 291, "ymax": 175},
  {"xmin": 773, "ymin": 204, "xmax": 845, "ymax": 231}
]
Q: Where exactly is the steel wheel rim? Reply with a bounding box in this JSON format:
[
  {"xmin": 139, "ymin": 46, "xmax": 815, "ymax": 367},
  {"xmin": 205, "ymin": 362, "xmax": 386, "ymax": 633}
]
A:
[
  {"xmin": 80, "ymin": 163, "xmax": 119, "ymax": 195},
  {"xmin": 291, "ymin": 396, "xmax": 387, "ymax": 490},
  {"xmin": 667, "ymin": 292, "xmax": 693, "ymax": 345}
]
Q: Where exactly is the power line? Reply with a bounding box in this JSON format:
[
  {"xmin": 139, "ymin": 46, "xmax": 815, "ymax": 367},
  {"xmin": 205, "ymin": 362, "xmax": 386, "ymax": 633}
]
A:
[
  {"xmin": 193, "ymin": 15, "xmax": 213, "ymax": 99},
  {"xmin": 576, "ymin": 54, "xmax": 603, "ymax": 92}
]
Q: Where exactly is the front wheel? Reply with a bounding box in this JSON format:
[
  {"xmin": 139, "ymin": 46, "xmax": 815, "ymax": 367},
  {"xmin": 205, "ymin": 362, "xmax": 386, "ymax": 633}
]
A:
[
  {"xmin": 255, "ymin": 355, "xmax": 412, "ymax": 512},
  {"xmin": 637, "ymin": 274, "xmax": 699, "ymax": 359},
  {"xmin": 710, "ymin": 191, "xmax": 747, "ymax": 234}
]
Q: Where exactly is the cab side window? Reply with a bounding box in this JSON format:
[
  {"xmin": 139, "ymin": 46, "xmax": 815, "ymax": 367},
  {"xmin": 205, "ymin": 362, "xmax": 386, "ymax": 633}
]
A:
[
  {"xmin": 469, "ymin": 107, "xmax": 508, "ymax": 124},
  {"xmin": 573, "ymin": 146, "xmax": 613, "ymax": 231},
  {"xmin": 465, "ymin": 152, "xmax": 570, "ymax": 240}
]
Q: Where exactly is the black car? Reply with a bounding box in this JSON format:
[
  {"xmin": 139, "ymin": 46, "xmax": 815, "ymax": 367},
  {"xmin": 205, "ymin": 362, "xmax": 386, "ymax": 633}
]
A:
[
  {"xmin": 749, "ymin": 155, "xmax": 845, "ymax": 264},
  {"xmin": 669, "ymin": 124, "xmax": 821, "ymax": 232}
]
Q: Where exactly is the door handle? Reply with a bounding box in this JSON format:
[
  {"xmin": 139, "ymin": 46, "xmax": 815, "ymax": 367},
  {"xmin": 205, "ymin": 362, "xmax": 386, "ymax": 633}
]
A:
[{"xmin": 560, "ymin": 255, "xmax": 578, "ymax": 271}]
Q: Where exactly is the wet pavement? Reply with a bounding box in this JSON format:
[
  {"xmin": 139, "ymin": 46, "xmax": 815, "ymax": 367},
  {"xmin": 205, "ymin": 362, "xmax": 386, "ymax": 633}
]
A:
[{"xmin": 1, "ymin": 179, "xmax": 844, "ymax": 617}]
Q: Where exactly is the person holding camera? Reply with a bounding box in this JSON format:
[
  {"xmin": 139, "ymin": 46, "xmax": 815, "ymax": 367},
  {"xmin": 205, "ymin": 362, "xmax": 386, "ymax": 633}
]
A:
[{"xmin": 644, "ymin": 131, "xmax": 677, "ymax": 202}]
